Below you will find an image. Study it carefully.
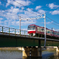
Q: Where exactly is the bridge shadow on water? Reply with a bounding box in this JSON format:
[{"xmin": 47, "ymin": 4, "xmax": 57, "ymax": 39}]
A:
[
  {"xmin": 42, "ymin": 53, "xmax": 54, "ymax": 59},
  {"xmin": 22, "ymin": 51, "xmax": 54, "ymax": 59}
]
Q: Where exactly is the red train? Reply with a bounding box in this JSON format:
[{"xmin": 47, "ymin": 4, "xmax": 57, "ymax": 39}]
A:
[{"xmin": 28, "ymin": 24, "xmax": 59, "ymax": 38}]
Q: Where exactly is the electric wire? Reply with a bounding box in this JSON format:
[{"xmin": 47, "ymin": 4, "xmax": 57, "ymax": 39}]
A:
[
  {"xmin": 1, "ymin": 0, "xmax": 59, "ymax": 27},
  {"xmin": 46, "ymin": 16, "xmax": 59, "ymax": 25},
  {"xmin": 1, "ymin": 0, "xmax": 41, "ymax": 20},
  {"xmin": 12, "ymin": 0, "xmax": 44, "ymax": 15},
  {"xmin": 1, "ymin": 0, "xmax": 41, "ymax": 16},
  {"xmin": 46, "ymin": 19, "xmax": 59, "ymax": 28},
  {"xmin": 13, "ymin": 0, "xmax": 59, "ymax": 25},
  {"xmin": 11, "ymin": 0, "xmax": 59, "ymax": 25}
]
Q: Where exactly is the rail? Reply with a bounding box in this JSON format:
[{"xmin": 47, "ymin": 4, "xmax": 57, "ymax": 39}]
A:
[{"xmin": 0, "ymin": 26, "xmax": 28, "ymax": 36}]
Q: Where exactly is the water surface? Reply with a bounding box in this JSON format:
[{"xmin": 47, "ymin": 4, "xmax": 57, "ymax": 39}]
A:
[{"xmin": 0, "ymin": 49, "xmax": 59, "ymax": 59}]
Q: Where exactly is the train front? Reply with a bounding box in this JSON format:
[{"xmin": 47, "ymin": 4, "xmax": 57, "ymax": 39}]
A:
[{"xmin": 28, "ymin": 24, "xmax": 36, "ymax": 36}]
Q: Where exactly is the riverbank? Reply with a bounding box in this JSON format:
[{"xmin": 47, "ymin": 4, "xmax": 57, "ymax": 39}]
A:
[
  {"xmin": 0, "ymin": 47, "xmax": 23, "ymax": 50},
  {"xmin": 0, "ymin": 47, "xmax": 59, "ymax": 52}
]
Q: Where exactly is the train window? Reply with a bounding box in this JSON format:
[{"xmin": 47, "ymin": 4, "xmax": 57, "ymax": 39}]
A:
[
  {"xmin": 58, "ymin": 33, "xmax": 59, "ymax": 35},
  {"xmin": 56, "ymin": 33, "xmax": 57, "ymax": 35},
  {"xmin": 54, "ymin": 32, "xmax": 57, "ymax": 35},
  {"xmin": 28, "ymin": 26, "xmax": 36, "ymax": 30},
  {"xmin": 47, "ymin": 30, "xmax": 50, "ymax": 33},
  {"xmin": 41, "ymin": 28, "xmax": 44, "ymax": 31},
  {"xmin": 51, "ymin": 31, "xmax": 53, "ymax": 34},
  {"xmin": 50, "ymin": 31, "xmax": 53, "ymax": 34},
  {"xmin": 37, "ymin": 27, "xmax": 44, "ymax": 32},
  {"xmin": 56, "ymin": 32, "xmax": 59, "ymax": 35},
  {"xmin": 37, "ymin": 27, "xmax": 40, "ymax": 31},
  {"xmin": 57, "ymin": 33, "xmax": 59, "ymax": 35},
  {"xmin": 48, "ymin": 31, "xmax": 50, "ymax": 33},
  {"xmin": 37, "ymin": 27, "xmax": 43, "ymax": 32},
  {"xmin": 41, "ymin": 28, "xmax": 44, "ymax": 32}
]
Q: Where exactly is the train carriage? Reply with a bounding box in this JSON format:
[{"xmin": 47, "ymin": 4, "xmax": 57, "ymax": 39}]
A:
[
  {"xmin": 53, "ymin": 31, "xmax": 59, "ymax": 37},
  {"xmin": 46, "ymin": 28, "xmax": 53, "ymax": 37},
  {"xmin": 28, "ymin": 24, "xmax": 59, "ymax": 38},
  {"xmin": 28, "ymin": 24, "xmax": 36, "ymax": 36}
]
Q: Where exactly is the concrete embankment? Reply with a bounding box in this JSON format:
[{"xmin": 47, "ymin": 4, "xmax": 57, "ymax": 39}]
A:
[{"xmin": 0, "ymin": 47, "xmax": 24, "ymax": 51}]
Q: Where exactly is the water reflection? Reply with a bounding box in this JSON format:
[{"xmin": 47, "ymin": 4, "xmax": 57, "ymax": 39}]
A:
[
  {"xmin": 23, "ymin": 51, "xmax": 59, "ymax": 59},
  {"xmin": 0, "ymin": 50, "xmax": 59, "ymax": 59},
  {"xmin": 23, "ymin": 57, "xmax": 42, "ymax": 59},
  {"xmin": 0, "ymin": 50, "xmax": 22, "ymax": 59}
]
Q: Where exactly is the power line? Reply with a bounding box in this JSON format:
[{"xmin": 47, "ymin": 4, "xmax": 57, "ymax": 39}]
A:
[
  {"xmin": 46, "ymin": 16, "xmax": 59, "ymax": 25},
  {"xmin": 46, "ymin": 19, "xmax": 59, "ymax": 27},
  {"xmin": 1, "ymin": 0, "xmax": 44, "ymax": 21},
  {"xmin": 14, "ymin": 0, "xmax": 59, "ymax": 25},
  {"xmin": 10, "ymin": 0, "xmax": 59, "ymax": 25},
  {"xmin": 1, "ymin": 0, "xmax": 59, "ymax": 32},
  {"xmin": 0, "ymin": 5, "xmax": 38, "ymax": 21},
  {"xmin": 13, "ymin": 0, "xmax": 44, "ymax": 15},
  {"xmin": 1, "ymin": 0, "xmax": 59, "ymax": 27},
  {"xmin": 1, "ymin": 0, "xmax": 41, "ymax": 16}
]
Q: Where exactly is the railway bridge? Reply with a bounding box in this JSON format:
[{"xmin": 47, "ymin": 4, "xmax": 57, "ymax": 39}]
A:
[{"xmin": 0, "ymin": 26, "xmax": 59, "ymax": 57}]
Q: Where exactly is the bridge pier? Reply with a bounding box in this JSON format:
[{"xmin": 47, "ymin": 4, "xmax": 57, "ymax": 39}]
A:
[
  {"xmin": 23, "ymin": 47, "xmax": 42, "ymax": 57},
  {"xmin": 54, "ymin": 46, "xmax": 59, "ymax": 52},
  {"xmin": 23, "ymin": 40, "xmax": 42, "ymax": 57}
]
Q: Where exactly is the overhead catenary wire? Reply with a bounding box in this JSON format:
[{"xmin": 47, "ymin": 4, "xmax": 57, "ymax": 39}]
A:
[
  {"xmin": 1, "ymin": 0, "xmax": 59, "ymax": 27},
  {"xmin": 1, "ymin": 0, "xmax": 43, "ymax": 21},
  {"xmin": 1, "ymin": 0, "xmax": 41, "ymax": 16},
  {"xmin": 13, "ymin": 0, "xmax": 59, "ymax": 25},
  {"xmin": 46, "ymin": 19, "xmax": 59, "ymax": 28},
  {"xmin": 1, "ymin": 0, "xmax": 59, "ymax": 48},
  {"xmin": 13, "ymin": 0, "xmax": 59, "ymax": 24},
  {"xmin": 0, "ymin": 5, "xmax": 37, "ymax": 21},
  {"xmin": 1, "ymin": 0, "xmax": 59, "ymax": 32},
  {"xmin": 12, "ymin": 0, "xmax": 44, "ymax": 15},
  {"xmin": 46, "ymin": 16, "xmax": 59, "ymax": 25},
  {"xmin": 11, "ymin": 0, "xmax": 59, "ymax": 25}
]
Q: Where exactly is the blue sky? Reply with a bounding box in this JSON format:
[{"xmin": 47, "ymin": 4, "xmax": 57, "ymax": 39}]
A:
[{"xmin": 0, "ymin": 0, "xmax": 59, "ymax": 31}]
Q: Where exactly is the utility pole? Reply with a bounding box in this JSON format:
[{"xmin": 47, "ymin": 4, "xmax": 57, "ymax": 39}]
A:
[
  {"xmin": 19, "ymin": 16, "xmax": 21, "ymax": 35},
  {"xmin": 44, "ymin": 13, "xmax": 46, "ymax": 48},
  {"xmin": 19, "ymin": 14, "xmax": 46, "ymax": 46}
]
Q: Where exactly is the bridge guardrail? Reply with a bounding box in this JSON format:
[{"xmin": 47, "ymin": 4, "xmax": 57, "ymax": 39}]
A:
[{"xmin": 0, "ymin": 26, "xmax": 28, "ymax": 36}]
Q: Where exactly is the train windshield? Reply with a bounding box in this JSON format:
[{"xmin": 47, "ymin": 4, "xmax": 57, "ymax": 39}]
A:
[{"xmin": 28, "ymin": 26, "xmax": 36, "ymax": 30}]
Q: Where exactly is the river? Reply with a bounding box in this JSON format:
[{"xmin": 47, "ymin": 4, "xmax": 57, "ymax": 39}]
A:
[{"xmin": 0, "ymin": 49, "xmax": 59, "ymax": 59}]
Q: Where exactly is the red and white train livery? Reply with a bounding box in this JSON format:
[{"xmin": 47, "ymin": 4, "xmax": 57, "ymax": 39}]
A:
[{"xmin": 28, "ymin": 24, "xmax": 59, "ymax": 38}]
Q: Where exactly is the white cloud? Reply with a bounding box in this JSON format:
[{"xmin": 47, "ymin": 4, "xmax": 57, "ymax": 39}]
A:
[
  {"xmin": 6, "ymin": 0, "xmax": 31, "ymax": 7},
  {"xmin": 55, "ymin": 29, "xmax": 59, "ymax": 31},
  {"xmin": 48, "ymin": 3, "xmax": 59, "ymax": 9},
  {"xmin": 38, "ymin": 10, "xmax": 45, "ymax": 14},
  {"xmin": 46, "ymin": 21, "xmax": 53, "ymax": 24},
  {"xmin": 0, "ymin": 7, "xmax": 20, "ymax": 20},
  {"xmin": 0, "ymin": 0, "xmax": 40, "ymax": 27},
  {"xmin": 21, "ymin": 21, "xmax": 36, "ymax": 24},
  {"xmin": 35, "ymin": 5, "xmax": 42, "ymax": 10},
  {"xmin": 0, "ymin": 2, "xmax": 1, "ymax": 5},
  {"xmin": 0, "ymin": 18, "xmax": 3, "ymax": 24},
  {"xmin": 0, "ymin": 18, "xmax": 3, "ymax": 20},
  {"xmin": 24, "ymin": 8, "xmax": 38, "ymax": 17},
  {"xmin": 12, "ymin": 20, "xmax": 36, "ymax": 26},
  {"xmin": 0, "ymin": 6, "xmax": 37, "ymax": 27},
  {"xmin": 11, "ymin": 7, "xmax": 19, "ymax": 13},
  {"xmin": 41, "ymin": 21, "xmax": 53, "ymax": 24},
  {"xmin": 50, "ymin": 10, "xmax": 59, "ymax": 15}
]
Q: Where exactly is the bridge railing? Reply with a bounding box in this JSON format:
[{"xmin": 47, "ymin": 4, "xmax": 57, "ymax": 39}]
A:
[{"xmin": 0, "ymin": 26, "xmax": 28, "ymax": 36}]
